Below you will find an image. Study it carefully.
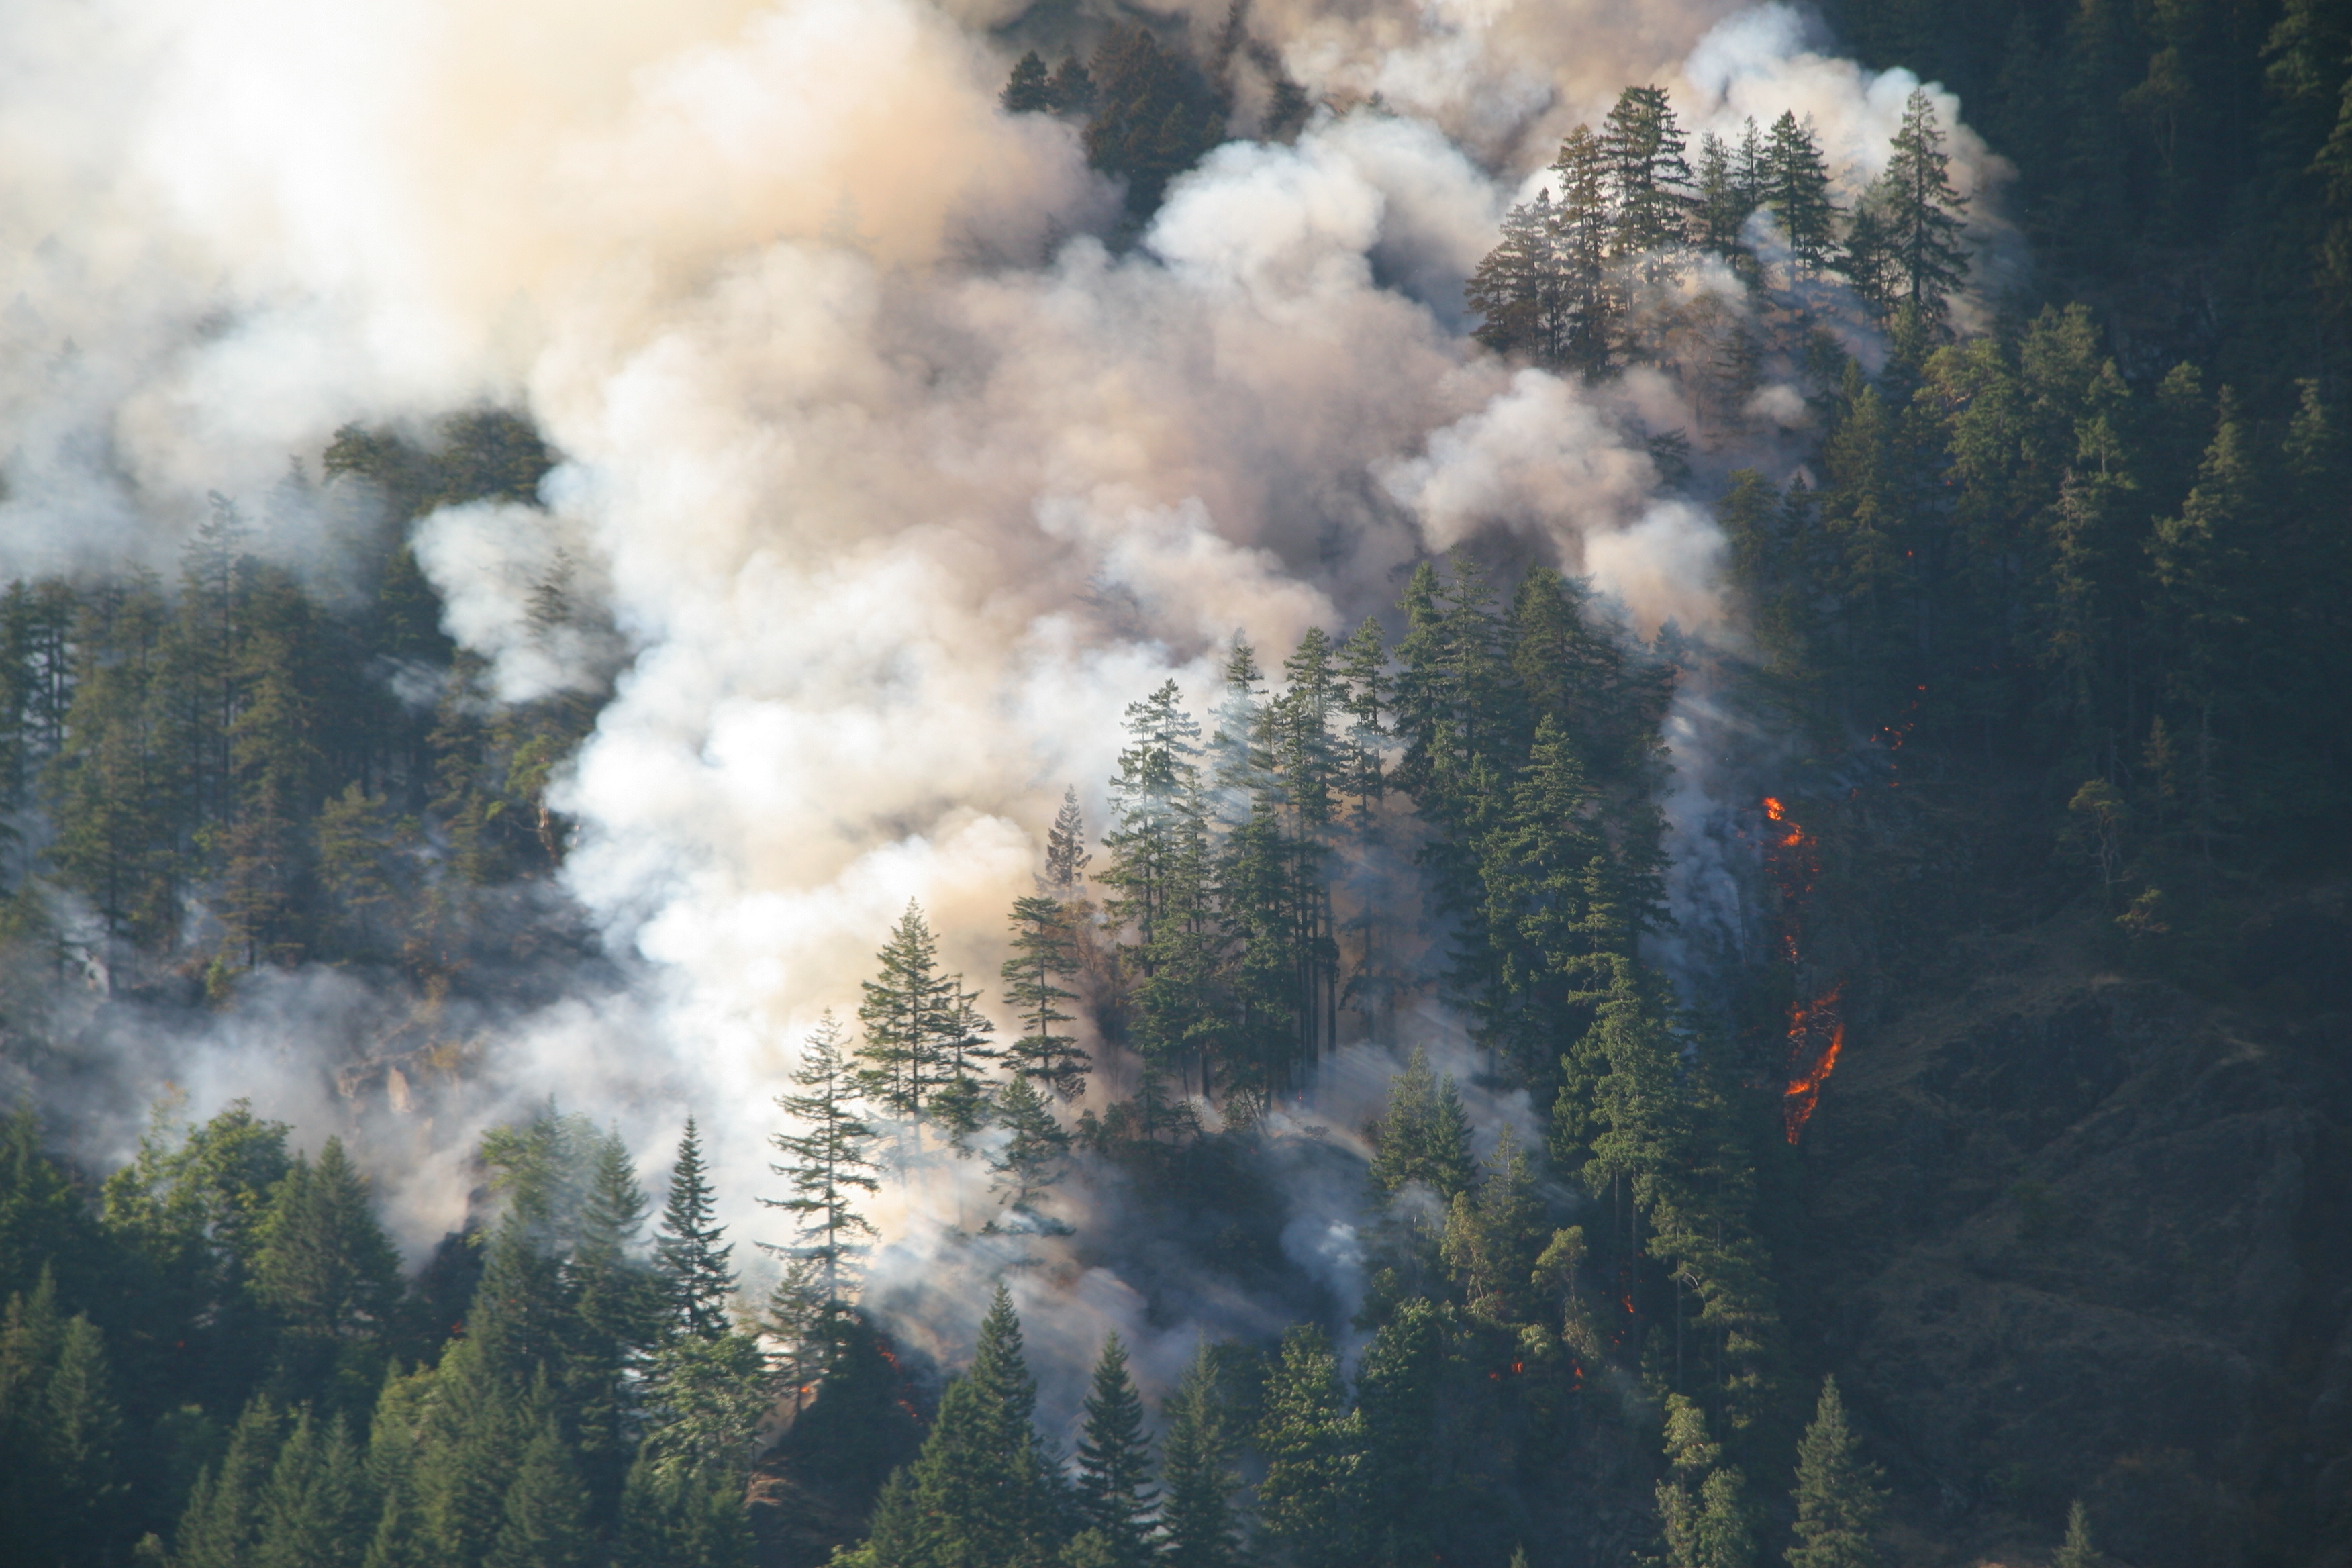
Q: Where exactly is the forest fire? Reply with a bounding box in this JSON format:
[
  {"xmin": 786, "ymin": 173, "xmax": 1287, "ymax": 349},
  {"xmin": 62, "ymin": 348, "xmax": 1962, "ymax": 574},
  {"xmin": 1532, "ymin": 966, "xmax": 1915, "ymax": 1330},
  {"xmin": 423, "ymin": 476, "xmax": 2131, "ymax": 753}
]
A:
[
  {"xmin": 1781, "ymin": 984, "xmax": 1846, "ymax": 1143},
  {"xmin": 1762, "ymin": 796, "xmax": 1844, "ymax": 1142},
  {"xmin": 1761, "ymin": 797, "xmax": 1821, "ymax": 961}
]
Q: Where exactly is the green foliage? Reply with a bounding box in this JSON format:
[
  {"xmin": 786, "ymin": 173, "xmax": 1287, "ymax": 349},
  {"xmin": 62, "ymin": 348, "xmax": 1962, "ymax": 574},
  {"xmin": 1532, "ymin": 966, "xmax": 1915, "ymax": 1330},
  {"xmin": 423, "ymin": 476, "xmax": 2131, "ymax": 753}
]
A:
[
  {"xmin": 483, "ymin": 1417, "xmax": 592, "ymax": 1568},
  {"xmin": 1003, "ymin": 894, "xmax": 1088, "ymax": 1099},
  {"xmin": 1785, "ymin": 1378, "xmax": 1884, "ymax": 1568},
  {"xmin": 1157, "ymin": 1346, "xmax": 1242, "ymax": 1568},
  {"xmin": 768, "ymin": 1012, "xmax": 880, "ymax": 1345},
  {"xmin": 654, "ymin": 1118, "xmax": 737, "ymax": 1342},
  {"xmin": 859, "ymin": 1285, "xmax": 1058, "ymax": 1568},
  {"xmin": 254, "ymin": 1138, "xmax": 401, "ymax": 1344},
  {"xmin": 1367, "ymin": 1046, "xmax": 1475, "ymax": 1201},
  {"xmin": 2052, "ymin": 1500, "xmax": 2101, "ymax": 1568},
  {"xmin": 1082, "ymin": 26, "xmax": 1226, "ymax": 213},
  {"xmin": 1658, "ymin": 1395, "xmax": 1753, "ymax": 1568},
  {"xmin": 1255, "ymin": 1324, "xmax": 1363, "ymax": 1568},
  {"xmin": 857, "ymin": 902, "xmax": 960, "ymax": 1129},
  {"xmin": 1073, "ymin": 1333, "xmax": 1155, "ymax": 1568}
]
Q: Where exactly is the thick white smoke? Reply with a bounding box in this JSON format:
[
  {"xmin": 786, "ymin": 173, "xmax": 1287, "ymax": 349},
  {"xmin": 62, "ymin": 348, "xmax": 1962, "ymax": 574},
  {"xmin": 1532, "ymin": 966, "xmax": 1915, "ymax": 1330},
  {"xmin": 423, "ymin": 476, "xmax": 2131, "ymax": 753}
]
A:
[{"xmin": 0, "ymin": 0, "xmax": 2012, "ymax": 1400}]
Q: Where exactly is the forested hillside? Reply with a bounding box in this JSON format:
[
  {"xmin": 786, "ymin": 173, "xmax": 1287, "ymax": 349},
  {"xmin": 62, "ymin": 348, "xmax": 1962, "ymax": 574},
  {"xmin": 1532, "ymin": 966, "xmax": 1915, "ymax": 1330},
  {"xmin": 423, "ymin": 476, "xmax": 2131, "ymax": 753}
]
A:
[{"xmin": 1, "ymin": 3, "xmax": 2350, "ymax": 1568}]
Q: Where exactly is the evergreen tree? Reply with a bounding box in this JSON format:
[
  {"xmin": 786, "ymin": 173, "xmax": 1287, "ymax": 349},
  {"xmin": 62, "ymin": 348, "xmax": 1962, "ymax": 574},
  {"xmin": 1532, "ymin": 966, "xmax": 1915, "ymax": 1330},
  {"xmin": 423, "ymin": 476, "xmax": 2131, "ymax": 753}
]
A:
[
  {"xmin": 2052, "ymin": 1500, "xmax": 2101, "ymax": 1568},
  {"xmin": 571, "ymin": 1125, "xmax": 660, "ymax": 1356},
  {"xmin": 1366, "ymin": 1046, "xmax": 1475, "ymax": 1200},
  {"xmin": 1440, "ymin": 1131, "xmax": 1547, "ymax": 1325},
  {"xmin": 858, "ymin": 1284, "xmax": 1057, "ymax": 1568},
  {"xmin": 1694, "ymin": 128, "xmax": 1753, "ymax": 258},
  {"xmin": 484, "ymin": 1417, "xmax": 593, "ymax": 1568},
  {"xmin": 1074, "ymin": 1332, "xmax": 1157, "ymax": 1568},
  {"xmin": 1046, "ymin": 55, "xmax": 1095, "ymax": 115},
  {"xmin": 253, "ymin": 1409, "xmax": 373, "ymax": 1568},
  {"xmin": 1785, "ymin": 1377, "xmax": 1885, "ymax": 1568},
  {"xmin": 1003, "ymin": 895, "xmax": 1089, "ymax": 1099},
  {"xmin": 655, "ymin": 1118, "xmax": 736, "ymax": 1341},
  {"xmin": 1871, "ymin": 89, "xmax": 1971, "ymax": 315},
  {"xmin": 175, "ymin": 1397, "xmax": 288, "ymax": 1568},
  {"xmin": 766, "ymin": 1013, "xmax": 879, "ymax": 1361},
  {"xmin": 984, "ymin": 1075, "xmax": 1071, "ymax": 1235},
  {"xmin": 1761, "ymin": 111, "xmax": 1839, "ymax": 279},
  {"xmin": 1658, "ymin": 1394, "xmax": 1751, "ymax": 1568},
  {"xmin": 1255, "ymin": 1324, "xmax": 1361, "ymax": 1568},
  {"xmin": 1003, "ymin": 50, "xmax": 1053, "ymax": 113},
  {"xmin": 1157, "ymin": 1347, "xmax": 1241, "ymax": 1568},
  {"xmin": 1467, "ymin": 189, "xmax": 1572, "ymax": 362},
  {"xmin": 254, "ymin": 1138, "xmax": 401, "ymax": 1344},
  {"xmin": 856, "ymin": 902, "xmax": 958, "ymax": 1130},
  {"xmin": 1354, "ymin": 1296, "xmax": 1447, "ymax": 1567},
  {"xmin": 1601, "ymin": 85, "xmax": 1697, "ymax": 263},
  {"xmin": 1045, "ymin": 787, "xmax": 1091, "ymax": 891}
]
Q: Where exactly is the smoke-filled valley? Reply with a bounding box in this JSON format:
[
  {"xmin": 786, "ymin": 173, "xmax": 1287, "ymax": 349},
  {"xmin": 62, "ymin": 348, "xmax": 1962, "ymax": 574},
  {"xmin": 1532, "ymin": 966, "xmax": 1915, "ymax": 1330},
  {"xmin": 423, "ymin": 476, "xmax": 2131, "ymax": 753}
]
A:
[{"xmin": 2, "ymin": 3, "xmax": 2351, "ymax": 1568}]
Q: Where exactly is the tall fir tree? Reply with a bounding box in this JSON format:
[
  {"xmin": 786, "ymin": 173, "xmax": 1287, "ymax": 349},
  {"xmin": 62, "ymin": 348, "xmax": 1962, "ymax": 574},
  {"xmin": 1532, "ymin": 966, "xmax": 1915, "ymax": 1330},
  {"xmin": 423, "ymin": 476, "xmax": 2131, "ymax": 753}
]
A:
[
  {"xmin": 654, "ymin": 1119, "xmax": 736, "ymax": 1342},
  {"xmin": 856, "ymin": 902, "xmax": 958, "ymax": 1132},
  {"xmin": 854, "ymin": 1283, "xmax": 1057, "ymax": 1568},
  {"xmin": 1074, "ymin": 1332, "xmax": 1157, "ymax": 1568},
  {"xmin": 1255, "ymin": 1324, "xmax": 1362, "ymax": 1568},
  {"xmin": 1785, "ymin": 1377, "xmax": 1885, "ymax": 1568},
  {"xmin": 1157, "ymin": 1347, "xmax": 1242, "ymax": 1568},
  {"xmin": 766, "ymin": 1012, "xmax": 880, "ymax": 1363}
]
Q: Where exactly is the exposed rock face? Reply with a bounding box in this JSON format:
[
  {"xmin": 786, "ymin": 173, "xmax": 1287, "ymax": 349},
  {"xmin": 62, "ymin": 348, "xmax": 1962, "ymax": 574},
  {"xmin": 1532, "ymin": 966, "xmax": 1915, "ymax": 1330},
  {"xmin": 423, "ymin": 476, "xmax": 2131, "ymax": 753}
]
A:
[{"xmin": 1793, "ymin": 907, "xmax": 2352, "ymax": 1567}]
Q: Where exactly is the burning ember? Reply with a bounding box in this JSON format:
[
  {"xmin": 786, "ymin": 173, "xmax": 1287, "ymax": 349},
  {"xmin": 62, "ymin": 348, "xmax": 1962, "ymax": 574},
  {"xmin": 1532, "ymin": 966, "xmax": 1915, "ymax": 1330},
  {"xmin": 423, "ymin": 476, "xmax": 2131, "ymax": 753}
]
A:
[
  {"xmin": 1781, "ymin": 983, "xmax": 1845, "ymax": 1143},
  {"xmin": 1761, "ymin": 796, "xmax": 1845, "ymax": 1142}
]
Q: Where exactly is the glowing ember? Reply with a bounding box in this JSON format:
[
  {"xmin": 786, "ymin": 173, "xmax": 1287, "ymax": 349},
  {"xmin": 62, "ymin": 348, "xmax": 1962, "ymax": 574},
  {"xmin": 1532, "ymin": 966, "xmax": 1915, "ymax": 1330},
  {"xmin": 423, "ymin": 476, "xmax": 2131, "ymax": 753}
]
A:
[
  {"xmin": 1760, "ymin": 795, "xmax": 1845, "ymax": 1142},
  {"xmin": 1782, "ymin": 983, "xmax": 1845, "ymax": 1143}
]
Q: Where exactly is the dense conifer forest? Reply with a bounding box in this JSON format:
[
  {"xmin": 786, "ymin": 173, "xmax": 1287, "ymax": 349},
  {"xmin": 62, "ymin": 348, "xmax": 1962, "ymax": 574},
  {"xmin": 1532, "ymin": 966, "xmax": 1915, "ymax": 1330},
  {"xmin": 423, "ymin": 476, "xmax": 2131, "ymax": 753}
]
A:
[{"xmin": 4, "ymin": 3, "xmax": 2352, "ymax": 1568}]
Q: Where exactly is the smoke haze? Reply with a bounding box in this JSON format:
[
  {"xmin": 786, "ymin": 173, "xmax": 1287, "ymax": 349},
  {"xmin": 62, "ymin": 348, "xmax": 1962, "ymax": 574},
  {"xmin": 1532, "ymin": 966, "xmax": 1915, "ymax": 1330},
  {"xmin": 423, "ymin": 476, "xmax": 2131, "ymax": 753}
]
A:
[{"xmin": 0, "ymin": 0, "xmax": 2012, "ymax": 1410}]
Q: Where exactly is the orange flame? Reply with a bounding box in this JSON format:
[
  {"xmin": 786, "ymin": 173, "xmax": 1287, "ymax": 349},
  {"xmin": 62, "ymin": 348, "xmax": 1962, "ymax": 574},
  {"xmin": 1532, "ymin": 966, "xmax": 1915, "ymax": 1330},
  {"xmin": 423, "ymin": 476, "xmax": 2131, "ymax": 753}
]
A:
[{"xmin": 1782, "ymin": 983, "xmax": 1845, "ymax": 1143}]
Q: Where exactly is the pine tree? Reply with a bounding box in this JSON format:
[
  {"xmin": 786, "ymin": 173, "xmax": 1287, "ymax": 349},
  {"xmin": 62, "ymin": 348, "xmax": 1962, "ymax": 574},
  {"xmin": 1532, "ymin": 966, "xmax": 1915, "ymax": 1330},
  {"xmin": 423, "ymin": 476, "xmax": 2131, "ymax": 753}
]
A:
[
  {"xmin": 1046, "ymin": 54, "xmax": 1095, "ymax": 115},
  {"xmin": 175, "ymin": 1397, "xmax": 287, "ymax": 1568},
  {"xmin": 254, "ymin": 1137, "xmax": 401, "ymax": 1343},
  {"xmin": 654, "ymin": 1118, "xmax": 736, "ymax": 1341},
  {"xmin": 2051, "ymin": 1500, "xmax": 2100, "ymax": 1568},
  {"xmin": 985, "ymin": 1075, "xmax": 1071, "ymax": 1235},
  {"xmin": 1075, "ymin": 1332, "xmax": 1157, "ymax": 1568},
  {"xmin": 1157, "ymin": 1347, "xmax": 1241, "ymax": 1568},
  {"xmin": 1694, "ymin": 129, "xmax": 1751, "ymax": 258},
  {"xmin": 1601, "ymin": 85, "xmax": 1696, "ymax": 262},
  {"xmin": 1101, "ymin": 681, "xmax": 1204, "ymax": 961},
  {"xmin": 484, "ymin": 1416, "xmax": 592, "ymax": 1568},
  {"xmin": 765, "ymin": 1012, "xmax": 880, "ymax": 1361},
  {"xmin": 1003, "ymin": 895, "xmax": 1089, "ymax": 1099},
  {"xmin": 1255, "ymin": 1324, "xmax": 1362, "ymax": 1568},
  {"xmin": 1367, "ymin": 1046, "xmax": 1475, "ymax": 1200},
  {"xmin": 1440, "ymin": 1130, "xmax": 1547, "ymax": 1324},
  {"xmin": 1549, "ymin": 125, "xmax": 1621, "ymax": 369},
  {"xmin": 1659, "ymin": 1394, "xmax": 1751, "ymax": 1568},
  {"xmin": 1467, "ymin": 189, "xmax": 1570, "ymax": 361},
  {"xmin": 1355, "ymin": 1296, "xmax": 1445, "ymax": 1567},
  {"xmin": 1785, "ymin": 1377, "xmax": 1885, "ymax": 1568},
  {"xmin": 1003, "ymin": 50, "xmax": 1053, "ymax": 113},
  {"xmin": 856, "ymin": 901, "xmax": 957, "ymax": 1129},
  {"xmin": 1761, "ymin": 111, "xmax": 1839, "ymax": 279},
  {"xmin": 1871, "ymin": 88, "xmax": 1970, "ymax": 315},
  {"xmin": 861, "ymin": 1284, "xmax": 1057, "ymax": 1568},
  {"xmin": 572, "ymin": 1125, "xmax": 660, "ymax": 1354},
  {"xmin": 254, "ymin": 1410, "xmax": 373, "ymax": 1568},
  {"xmin": 1044, "ymin": 787, "xmax": 1092, "ymax": 891}
]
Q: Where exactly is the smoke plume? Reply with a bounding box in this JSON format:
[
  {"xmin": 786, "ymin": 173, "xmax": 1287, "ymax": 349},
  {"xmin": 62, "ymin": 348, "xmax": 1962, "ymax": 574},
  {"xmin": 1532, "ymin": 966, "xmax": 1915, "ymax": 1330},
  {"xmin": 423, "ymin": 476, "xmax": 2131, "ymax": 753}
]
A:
[{"xmin": 0, "ymin": 0, "xmax": 2012, "ymax": 1410}]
